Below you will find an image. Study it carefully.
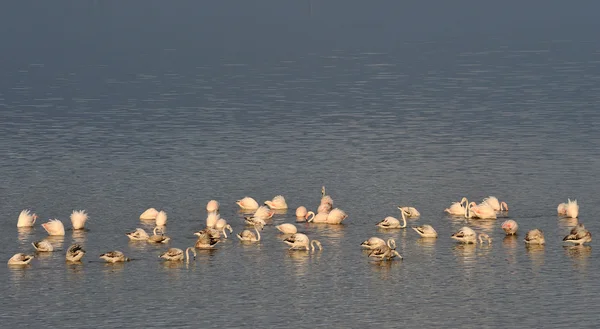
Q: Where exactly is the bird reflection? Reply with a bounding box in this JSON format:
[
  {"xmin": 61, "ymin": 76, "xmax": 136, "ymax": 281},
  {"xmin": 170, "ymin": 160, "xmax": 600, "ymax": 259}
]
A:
[
  {"xmin": 9, "ymin": 264, "xmax": 32, "ymax": 283},
  {"xmin": 525, "ymin": 244, "xmax": 545, "ymax": 268},
  {"xmin": 558, "ymin": 217, "xmax": 578, "ymax": 228},
  {"xmin": 66, "ymin": 262, "xmax": 85, "ymax": 277},
  {"xmin": 45, "ymin": 235, "xmax": 65, "ymax": 246},
  {"xmin": 564, "ymin": 245, "xmax": 591, "ymax": 271},
  {"xmin": 468, "ymin": 219, "xmax": 495, "ymax": 231},
  {"xmin": 71, "ymin": 230, "xmax": 88, "ymax": 244},
  {"xmin": 17, "ymin": 227, "xmax": 34, "ymax": 242},
  {"xmin": 370, "ymin": 259, "xmax": 399, "ymax": 280},
  {"xmin": 453, "ymin": 244, "xmax": 476, "ymax": 261},
  {"xmin": 271, "ymin": 209, "xmax": 288, "ymax": 216},
  {"xmin": 128, "ymin": 240, "xmax": 152, "ymax": 251},
  {"xmin": 103, "ymin": 262, "xmax": 125, "ymax": 274}
]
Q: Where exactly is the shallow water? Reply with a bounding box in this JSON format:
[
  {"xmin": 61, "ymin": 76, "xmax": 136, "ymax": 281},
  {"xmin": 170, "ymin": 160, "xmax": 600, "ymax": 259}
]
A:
[{"xmin": 1, "ymin": 1, "xmax": 600, "ymax": 328}]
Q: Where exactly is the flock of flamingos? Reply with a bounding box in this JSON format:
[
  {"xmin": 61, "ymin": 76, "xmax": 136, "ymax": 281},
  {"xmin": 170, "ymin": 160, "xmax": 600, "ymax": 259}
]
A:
[{"xmin": 7, "ymin": 187, "xmax": 593, "ymax": 265}]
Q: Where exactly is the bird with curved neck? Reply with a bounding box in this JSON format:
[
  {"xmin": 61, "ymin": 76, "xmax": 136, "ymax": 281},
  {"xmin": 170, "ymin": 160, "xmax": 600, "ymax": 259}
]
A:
[
  {"xmin": 66, "ymin": 244, "xmax": 86, "ymax": 262},
  {"xmin": 563, "ymin": 223, "xmax": 592, "ymax": 245},
  {"xmin": 376, "ymin": 207, "xmax": 408, "ymax": 229},
  {"xmin": 283, "ymin": 233, "xmax": 322, "ymax": 251},
  {"xmin": 160, "ymin": 247, "xmax": 196, "ymax": 263},
  {"xmin": 445, "ymin": 197, "xmax": 468, "ymax": 216},
  {"xmin": 478, "ymin": 233, "xmax": 492, "ymax": 245},
  {"xmin": 369, "ymin": 238, "xmax": 402, "ymax": 261},
  {"xmin": 501, "ymin": 220, "xmax": 518, "ymax": 235},
  {"xmin": 147, "ymin": 227, "xmax": 170, "ymax": 244},
  {"xmin": 8, "ymin": 253, "xmax": 34, "ymax": 265},
  {"xmin": 32, "ymin": 239, "xmax": 54, "ymax": 252},
  {"xmin": 482, "ymin": 196, "xmax": 508, "ymax": 212},
  {"xmin": 237, "ymin": 224, "xmax": 263, "ymax": 242},
  {"xmin": 215, "ymin": 218, "xmax": 233, "ymax": 238}
]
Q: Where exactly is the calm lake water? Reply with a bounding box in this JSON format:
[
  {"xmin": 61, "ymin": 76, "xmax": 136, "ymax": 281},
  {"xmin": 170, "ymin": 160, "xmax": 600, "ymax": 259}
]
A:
[{"xmin": 1, "ymin": 1, "xmax": 600, "ymax": 328}]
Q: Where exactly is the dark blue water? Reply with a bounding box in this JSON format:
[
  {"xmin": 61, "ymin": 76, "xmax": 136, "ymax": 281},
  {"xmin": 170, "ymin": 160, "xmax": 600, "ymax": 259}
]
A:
[{"xmin": 1, "ymin": 1, "xmax": 600, "ymax": 328}]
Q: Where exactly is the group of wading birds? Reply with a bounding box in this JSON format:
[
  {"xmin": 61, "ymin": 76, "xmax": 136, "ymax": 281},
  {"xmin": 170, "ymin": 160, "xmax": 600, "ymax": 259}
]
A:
[{"xmin": 7, "ymin": 187, "xmax": 593, "ymax": 265}]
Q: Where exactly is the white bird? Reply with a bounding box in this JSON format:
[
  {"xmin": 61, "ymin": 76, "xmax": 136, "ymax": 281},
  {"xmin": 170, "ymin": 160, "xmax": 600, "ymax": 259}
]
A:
[
  {"xmin": 501, "ymin": 220, "xmax": 518, "ymax": 235},
  {"xmin": 236, "ymin": 197, "xmax": 259, "ymax": 210},
  {"xmin": 399, "ymin": 206, "xmax": 420, "ymax": 217},
  {"xmin": 126, "ymin": 228, "xmax": 150, "ymax": 241},
  {"xmin": 206, "ymin": 212, "xmax": 220, "ymax": 229},
  {"xmin": 65, "ymin": 244, "xmax": 86, "ymax": 262},
  {"xmin": 139, "ymin": 208, "xmax": 159, "ymax": 220},
  {"xmin": 451, "ymin": 226, "xmax": 477, "ymax": 244},
  {"xmin": 524, "ymin": 229, "xmax": 545, "ymax": 245},
  {"xmin": 237, "ymin": 224, "xmax": 263, "ymax": 242},
  {"xmin": 244, "ymin": 206, "xmax": 273, "ymax": 226},
  {"xmin": 412, "ymin": 225, "xmax": 438, "ymax": 238},
  {"xmin": 70, "ymin": 210, "xmax": 88, "ymax": 230},
  {"xmin": 147, "ymin": 227, "xmax": 170, "ymax": 244},
  {"xmin": 466, "ymin": 202, "xmax": 497, "ymax": 219},
  {"xmin": 32, "ymin": 239, "xmax": 54, "ymax": 252},
  {"xmin": 276, "ymin": 223, "xmax": 298, "ymax": 234},
  {"xmin": 563, "ymin": 224, "xmax": 592, "ymax": 245},
  {"xmin": 309, "ymin": 211, "xmax": 329, "ymax": 223},
  {"xmin": 376, "ymin": 207, "xmax": 408, "ymax": 229},
  {"xmin": 41, "ymin": 219, "xmax": 65, "ymax": 236},
  {"xmin": 283, "ymin": 233, "xmax": 322, "ymax": 251},
  {"xmin": 194, "ymin": 230, "xmax": 221, "ymax": 249},
  {"xmin": 215, "ymin": 218, "xmax": 233, "ymax": 238},
  {"xmin": 264, "ymin": 195, "xmax": 288, "ymax": 210},
  {"xmin": 368, "ymin": 238, "xmax": 402, "ymax": 261},
  {"xmin": 360, "ymin": 237, "xmax": 387, "ymax": 250},
  {"xmin": 160, "ymin": 247, "xmax": 196, "ymax": 263},
  {"xmin": 326, "ymin": 208, "xmax": 348, "ymax": 224},
  {"xmin": 478, "ymin": 233, "xmax": 492, "ymax": 245},
  {"xmin": 206, "ymin": 200, "xmax": 219, "ymax": 213},
  {"xmin": 99, "ymin": 250, "xmax": 130, "ymax": 263},
  {"xmin": 444, "ymin": 197, "xmax": 468, "ymax": 216},
  {"xmin": 482, "ymin": 196, "xmax": 508, "ymax": 212},
  {"xmin": 295, "ymin": 206, "xmax": 308, "ymax": 218},
  {"xmin": 17, "ymin": 209, "xmax": 37, "ymax": 228},
  {"xmin": 155, "ymin": 210, "xmax": 167, "ymax": 226},
  {"xmin": 8, "ymin": 253, "xmax": 34, "ymax": 265}
]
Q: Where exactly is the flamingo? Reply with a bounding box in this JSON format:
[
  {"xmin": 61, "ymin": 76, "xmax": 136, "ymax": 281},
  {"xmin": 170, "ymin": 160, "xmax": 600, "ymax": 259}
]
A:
[
  {"xmin": 563, "ymin": 223, "xmax": 592, "ymax": 245},
  {"xmin": 283, "ymin": 233, "xmax": 322, "ymax": 251},
  {"xmin": 147, "ymin": 227, "xmax": 170, "ymax": 244},
  {"xmin": 160, "ymin": 247, "xmax": 196, "ymax": 263},
  {"xmin": 326, "ymin": 208, "xmax": 347, "ymax": 224},
  {"xmin": 126, "ymin": 228, "xmax": 150, "ymax": 241},
  {"xmin": 99, "ymin": 251, "xmax": 130, "ymax": 263},
  {"xmin": 139, "ymin": 208, "xmax": 159, "ymax": 220},
  {"xmin": 376, "ymin": 207, "xmax": 408, "ymax": 229},
  {"xmin": 237, "ymin": 224, "xmax": 263, "ymax": 242},
  {"xmin": 66, "ymin": 244, "xmax": 86, "ymax": 262},
  {"xmin": 482, "ymin": 196, "xmax": 509, "ymax": 212},
  {"xmin": 17, "ymin": 209, "xmax": 37, "ymax": 228},
  {"xmin": 451, "ymin": 227, "xmax": 477, "ymax": 244},
  {"xmin": 236, "ymin": 197, "xmax": 259, "ymax": 210},
  {"xmin": 70, "ymin": 210, "xmax": 88, "ymax": 230},
  {"xmin": 445, "ymin": 197, "xmax": 468, "ymax": 216},
  {"xmin": 478, "ymin": 233, "xmax": 492, "ymax": 245},
  {"xmin": 8, "ymin": 253, "xmax": 34, "ymax": 265},
  {"xmin": 276, "ymin": 223, "xmax": 297, "ymax": 234},
  {"xmin": 265, "ymin": 195, "xmax": 288, "ymax": 210},
  {"xmin": 41, "ymin": 219, "xmax": 65, "ymax": 236},
  {"xmin": 524, "ymin": 229, "xmax": 545, "ymax": 245},
  {"xmin": 155, "ymin": 210, "xmax": 167, "ymax": 226},
  {"xmin": 412, "ymin": 225, "xmax": 438, "ymax": 238},
  {"xmin": 368, "ymin": 238, "xmax": 402, "ymax": 260},
  {"xmin": 206, "ymin": 200, "xmax": 219, "ymax": 213},
  {"xmin": 32, "ymin": 239, "xmax": 54, "ymax": 252},
  {"xmin": 501, "ymin": 220, "xmax": 518, "ymax": 235}
]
